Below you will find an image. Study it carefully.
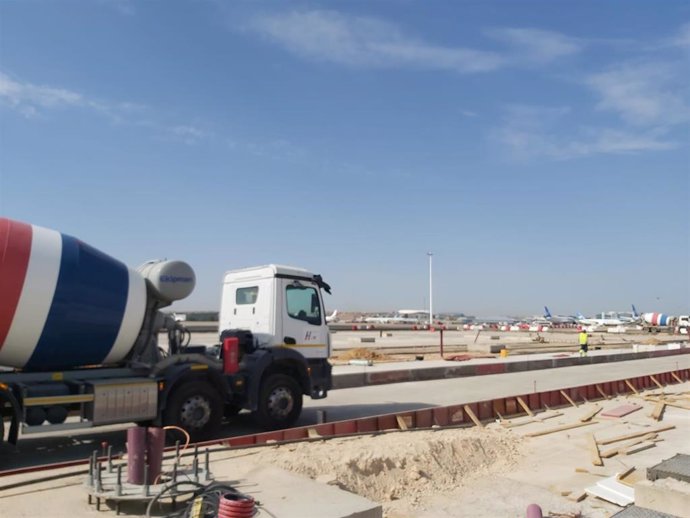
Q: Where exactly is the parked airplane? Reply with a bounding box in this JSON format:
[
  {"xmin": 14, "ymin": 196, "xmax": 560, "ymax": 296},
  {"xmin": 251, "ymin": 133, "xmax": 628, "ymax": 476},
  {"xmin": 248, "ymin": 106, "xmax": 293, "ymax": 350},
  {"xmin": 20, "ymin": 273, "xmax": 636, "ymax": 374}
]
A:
[
  {"xmin": 577, "ymin": 305, "xmax": 641, "ymax": 326},
  {"xmin": 363, "ymin": 310, "xmax": 428, "ymax": 324},
  {"xmin": 543, "ymin": 306, "xmax": 578, "ymax": 324}
]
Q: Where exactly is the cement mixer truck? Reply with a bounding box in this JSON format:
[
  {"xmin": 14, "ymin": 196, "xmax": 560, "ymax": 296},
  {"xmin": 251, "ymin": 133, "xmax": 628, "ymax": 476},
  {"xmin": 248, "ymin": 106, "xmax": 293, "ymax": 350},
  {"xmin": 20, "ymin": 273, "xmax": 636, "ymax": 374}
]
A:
[{"xmin": 0, "ymin": 218, "xmax": 332, "ymax": 447}]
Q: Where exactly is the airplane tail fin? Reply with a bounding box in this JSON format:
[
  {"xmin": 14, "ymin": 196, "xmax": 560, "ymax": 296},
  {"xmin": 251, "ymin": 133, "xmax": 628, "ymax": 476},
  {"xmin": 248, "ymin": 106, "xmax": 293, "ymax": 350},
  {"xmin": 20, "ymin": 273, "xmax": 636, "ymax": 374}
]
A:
[
  {"xmin": 577, "ymin": 311, "xmax": 585, "ymax": 320},
  {"xmin": 632, "ymin": 304, "xmax": 639, "ymax": 318},
  {"xmin": 544, "ymin": 306, "xmax": 552, "ymax": 319},
  {"xmin": 326, "ymin": 310, "xmax": 338, "ymax": 322}
]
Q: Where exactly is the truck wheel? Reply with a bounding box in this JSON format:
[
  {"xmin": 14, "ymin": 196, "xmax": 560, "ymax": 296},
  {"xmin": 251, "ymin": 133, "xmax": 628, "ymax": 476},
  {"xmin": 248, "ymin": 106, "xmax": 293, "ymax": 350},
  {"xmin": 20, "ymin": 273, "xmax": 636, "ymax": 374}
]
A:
[
  {"xmin": 255, "ymin": 374, "xmax": 303, "ymax": 430},
  {"xmin": 164, "ymin": 381, "xmax": 222, "ymax": 441}
]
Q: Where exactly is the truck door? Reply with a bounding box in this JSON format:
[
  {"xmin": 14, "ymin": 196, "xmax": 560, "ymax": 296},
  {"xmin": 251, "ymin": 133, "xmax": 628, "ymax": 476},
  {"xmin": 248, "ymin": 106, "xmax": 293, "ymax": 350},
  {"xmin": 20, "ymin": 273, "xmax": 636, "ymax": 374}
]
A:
[
  {"xmin": 280, "ymin": 280, "xmax": 329, "ymax": 359},
  {"xmin": 220, "ymin": 279, "xmax": 273, "ymax": 342}
]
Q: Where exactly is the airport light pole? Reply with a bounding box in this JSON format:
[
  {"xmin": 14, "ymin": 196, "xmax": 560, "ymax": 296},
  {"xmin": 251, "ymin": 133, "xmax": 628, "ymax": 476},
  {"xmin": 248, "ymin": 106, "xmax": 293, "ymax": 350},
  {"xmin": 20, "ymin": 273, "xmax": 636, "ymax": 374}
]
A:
[{"xmin": 427, "ymin": 252, "xmax": 433, "ymax": 327}]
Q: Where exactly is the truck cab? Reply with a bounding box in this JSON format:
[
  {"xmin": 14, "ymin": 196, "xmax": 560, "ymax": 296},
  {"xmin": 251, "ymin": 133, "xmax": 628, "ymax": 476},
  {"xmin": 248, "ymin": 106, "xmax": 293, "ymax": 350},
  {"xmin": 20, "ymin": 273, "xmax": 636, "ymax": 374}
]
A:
[
  {"xmin": 220, "ymin": 265, "xmax": 331, "ymax": 359},
  {"xmin": 214, "ymin": 265, "xmax": 332, "ymax": 430}
]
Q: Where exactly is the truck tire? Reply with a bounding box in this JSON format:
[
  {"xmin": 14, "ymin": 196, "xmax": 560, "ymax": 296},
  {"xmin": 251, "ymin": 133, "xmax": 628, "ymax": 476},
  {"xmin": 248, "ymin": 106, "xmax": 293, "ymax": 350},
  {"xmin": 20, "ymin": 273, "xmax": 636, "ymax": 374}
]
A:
[
  {"xmin": 255, "ymin": 374, "xmax": 303, "ymax": 430},
  {"xmin": 164, "ymin": 381, "xmax": 223, "ymax": 441}
]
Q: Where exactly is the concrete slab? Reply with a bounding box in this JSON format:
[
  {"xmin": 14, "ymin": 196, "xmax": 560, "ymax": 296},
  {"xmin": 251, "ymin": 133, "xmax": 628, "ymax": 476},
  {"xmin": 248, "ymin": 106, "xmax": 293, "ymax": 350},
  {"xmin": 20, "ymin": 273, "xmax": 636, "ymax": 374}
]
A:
[
  {"xmin": 635, "ymin": 478, "xmax": 690, "ymax": 518},
  {"xmin": 227, "ymin": 464, "xmax": 383, "ymax": 518},
  {"xmin": 0, "ymin": 460, "xmax": 383, "ymax": 518},
  {"xmin": 331, "ymin": 346, "xmax": 690, "ymax": 389}
]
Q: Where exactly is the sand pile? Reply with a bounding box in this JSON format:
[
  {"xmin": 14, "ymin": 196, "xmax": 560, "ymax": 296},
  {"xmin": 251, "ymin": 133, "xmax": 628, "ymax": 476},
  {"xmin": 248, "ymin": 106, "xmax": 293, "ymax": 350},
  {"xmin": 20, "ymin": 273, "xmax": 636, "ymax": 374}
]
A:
[
  {"xmin": 246, "ymin": 427, "xmax": 522, "ymax": 506},
  {"xmin": 338, "ymin": 347, "xmax": 386, "ymax": 361}
]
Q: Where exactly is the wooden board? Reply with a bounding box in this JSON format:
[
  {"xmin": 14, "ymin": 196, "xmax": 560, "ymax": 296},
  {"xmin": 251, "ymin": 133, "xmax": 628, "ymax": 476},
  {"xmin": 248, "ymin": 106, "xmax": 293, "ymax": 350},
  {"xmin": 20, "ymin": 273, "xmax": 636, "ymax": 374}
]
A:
[
  {"xmin": 649, "ymin": 375, "xmax": 664, "ymax": 390},
  {"xmin": 580, "ymin": 405, "xmax": 602, "ymax": 422},
  {"xmin": 525, "ymin": 420, "xmax": 595, "ymax": 437},
  {"xmin": 596, "ymin": 384, "xmax": 611, "ymax": 399},
  {"xmin": 560, "ymin": 390, "xmax": 579, "ymax": 408},
  {"xmin": 651, "ymin": 401, "xmax": 665, "ymax": 421},
  {"xmin": 588, "ymin": 433, "xmax": 603, "ymax": 466},
  {"xmin": 517, "ymin": 396, "xmax": 535, "ymax": 417},
  {"xmin": 463, "ymin": 405, "xmax": 483, "ymax": 428},
  {"xmin": 624, "ymin": 379, "xmax": 639, "ymax": 395},
  {"xmin": 597, "ymin": 425, "xmax": 674, "ymax": 446}
]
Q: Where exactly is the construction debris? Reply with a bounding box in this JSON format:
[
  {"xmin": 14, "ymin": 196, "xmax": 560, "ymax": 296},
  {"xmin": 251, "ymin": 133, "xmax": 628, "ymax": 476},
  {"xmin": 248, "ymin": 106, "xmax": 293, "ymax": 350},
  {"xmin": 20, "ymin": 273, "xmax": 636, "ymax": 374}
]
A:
[
  {"xmin": 585, "ymin": 475, "xmax": 635, "ymax": 506},
  {"xmin": 601, "ymin": 404, "xmax": 642, "ymax": 418}
]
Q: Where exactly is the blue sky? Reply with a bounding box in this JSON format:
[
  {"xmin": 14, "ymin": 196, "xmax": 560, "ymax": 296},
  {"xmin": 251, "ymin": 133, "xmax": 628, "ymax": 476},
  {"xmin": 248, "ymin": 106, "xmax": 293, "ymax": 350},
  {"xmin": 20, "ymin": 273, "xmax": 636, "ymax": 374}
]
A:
[{"xmin": 1, "ymin": 0, "xmax": 688, "ymax": 316}]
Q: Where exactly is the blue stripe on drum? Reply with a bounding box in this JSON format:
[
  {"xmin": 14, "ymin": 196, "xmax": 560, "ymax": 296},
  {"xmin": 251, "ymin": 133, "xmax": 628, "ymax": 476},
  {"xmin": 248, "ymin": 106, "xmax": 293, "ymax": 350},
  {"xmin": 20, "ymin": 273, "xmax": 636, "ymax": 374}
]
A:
[{"xmin": 25, "ymin": 234, "xmax": 129, "ymax": 371}]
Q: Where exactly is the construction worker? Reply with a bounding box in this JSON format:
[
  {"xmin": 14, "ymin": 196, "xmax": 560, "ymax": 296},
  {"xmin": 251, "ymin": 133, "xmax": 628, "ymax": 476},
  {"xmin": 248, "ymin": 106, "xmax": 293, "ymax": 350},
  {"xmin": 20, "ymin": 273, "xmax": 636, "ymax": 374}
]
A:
[{"xmin": 579, "ymin": 329, "xmax": 589, "ymax": 357}]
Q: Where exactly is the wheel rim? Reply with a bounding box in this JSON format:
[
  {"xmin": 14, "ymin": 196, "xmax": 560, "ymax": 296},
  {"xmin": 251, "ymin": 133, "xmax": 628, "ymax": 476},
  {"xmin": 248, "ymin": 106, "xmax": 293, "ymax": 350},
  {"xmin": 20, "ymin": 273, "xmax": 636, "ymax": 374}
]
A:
[
  {"xmin": 266, "ymin": 386, "xmax": 293, "ymax": 419},
  {"xmin": 179, "ymin": 395, "xmax": 212, "ymax": 430}
]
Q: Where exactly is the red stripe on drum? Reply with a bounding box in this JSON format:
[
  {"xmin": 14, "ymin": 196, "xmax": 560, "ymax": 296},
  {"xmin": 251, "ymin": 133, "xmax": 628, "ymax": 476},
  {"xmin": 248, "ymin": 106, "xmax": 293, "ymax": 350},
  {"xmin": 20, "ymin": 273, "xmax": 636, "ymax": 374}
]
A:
[{"xmin": 0, "ymin": 218, "xmax": 33, "ymax": 351}]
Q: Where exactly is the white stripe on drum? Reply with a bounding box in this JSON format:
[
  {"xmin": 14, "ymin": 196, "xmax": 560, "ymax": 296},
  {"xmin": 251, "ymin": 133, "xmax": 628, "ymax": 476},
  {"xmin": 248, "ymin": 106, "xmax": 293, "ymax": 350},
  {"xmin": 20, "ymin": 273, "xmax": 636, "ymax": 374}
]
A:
[
  {"xmin": 102, "ymin": 267, "xmax": 146, "ymax": 364},
  {"xmin": 0, "ymin": 225, "xmax": 62, "ymax": 368}
]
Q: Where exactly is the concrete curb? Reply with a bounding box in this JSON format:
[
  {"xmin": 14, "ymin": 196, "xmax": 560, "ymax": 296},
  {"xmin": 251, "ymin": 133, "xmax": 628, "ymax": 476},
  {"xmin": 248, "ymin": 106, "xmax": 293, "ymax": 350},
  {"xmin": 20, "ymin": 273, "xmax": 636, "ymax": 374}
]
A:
[{"xmin": 332, "ymin": 347, "xmax": 690, "ymax": 390}]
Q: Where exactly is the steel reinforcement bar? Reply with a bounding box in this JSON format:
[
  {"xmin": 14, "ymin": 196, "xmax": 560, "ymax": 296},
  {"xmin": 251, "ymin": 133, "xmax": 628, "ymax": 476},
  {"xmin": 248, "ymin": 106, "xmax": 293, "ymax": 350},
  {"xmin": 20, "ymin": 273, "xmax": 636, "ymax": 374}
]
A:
[{"xmin": 1, "ymin": 368, "xmax": 689, "ymax": 479}]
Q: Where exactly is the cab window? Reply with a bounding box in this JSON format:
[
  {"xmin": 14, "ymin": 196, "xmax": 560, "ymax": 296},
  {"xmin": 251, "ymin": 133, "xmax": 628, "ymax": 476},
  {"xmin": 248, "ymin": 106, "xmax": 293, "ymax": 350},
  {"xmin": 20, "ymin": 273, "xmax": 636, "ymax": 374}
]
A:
[
  {"xmin": 286, "ymin": 284, "xmax": 321, "ymax": 326},
  {"xmin": 236, "ymin": 286, "xmax": 259, "ymax": 305}
]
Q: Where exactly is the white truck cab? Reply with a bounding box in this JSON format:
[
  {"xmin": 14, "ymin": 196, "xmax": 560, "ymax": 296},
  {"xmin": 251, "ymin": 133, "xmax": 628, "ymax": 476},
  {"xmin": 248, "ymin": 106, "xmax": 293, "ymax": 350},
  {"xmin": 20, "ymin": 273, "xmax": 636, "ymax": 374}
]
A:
[{"xmin": 219, "ymin": 265, "xmax": 331, "ymax": 358}]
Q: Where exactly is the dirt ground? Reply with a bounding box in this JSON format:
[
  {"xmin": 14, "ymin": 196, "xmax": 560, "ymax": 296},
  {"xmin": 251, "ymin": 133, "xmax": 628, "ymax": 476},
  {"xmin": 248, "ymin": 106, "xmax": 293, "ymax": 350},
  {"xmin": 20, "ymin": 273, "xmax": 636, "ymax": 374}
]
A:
[{"xmin": 209, "ymin": 381, "xmax": 690, "ymax": 517}]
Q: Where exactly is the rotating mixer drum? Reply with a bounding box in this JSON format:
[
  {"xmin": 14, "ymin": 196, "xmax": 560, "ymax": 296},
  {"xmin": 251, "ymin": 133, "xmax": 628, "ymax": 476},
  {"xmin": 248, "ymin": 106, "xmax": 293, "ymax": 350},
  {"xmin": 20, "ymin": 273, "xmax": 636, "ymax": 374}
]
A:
[{"xmin": 0, "ymin": 218, "xmax": 147, "ymax": 371}]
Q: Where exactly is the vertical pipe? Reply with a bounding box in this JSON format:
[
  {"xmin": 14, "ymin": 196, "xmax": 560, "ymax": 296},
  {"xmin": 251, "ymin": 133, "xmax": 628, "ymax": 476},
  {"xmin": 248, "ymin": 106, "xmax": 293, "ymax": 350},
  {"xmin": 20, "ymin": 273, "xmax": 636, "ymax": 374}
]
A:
[
  {"xmin": 204, "ymin": 449, "xmax": 210, "ymax": 481},
  {"xmin": 116, "ymin": 465, "xmax": 122, "ymax": 497},
  {"xmin": 143, "ymin": 464, "xmax": 150, "ymax": 497},
  {"xmin": 126, "ymin": 426, "xmax": 147, "ymax": 485},
  {"xmin": 96, "ymin": 461, "xmax": 102, "ymax": 492},
  {"xmin": 107, "ymin": 445, "xmax": 113, "ymax": 473},
  {"xmin": 427, "ymin": 252, "xmax": 433, "ymax": 327},
  {"xmin": 88, "ymin": 451, "xmax": 95, "ymax": 487},
  {"xmin": 146, "ymin": 427, "xmax": 165, "ymax": 484},
  {"xmin": 439, "ymin": 328, "xmax": 444, "ymax": 358}
]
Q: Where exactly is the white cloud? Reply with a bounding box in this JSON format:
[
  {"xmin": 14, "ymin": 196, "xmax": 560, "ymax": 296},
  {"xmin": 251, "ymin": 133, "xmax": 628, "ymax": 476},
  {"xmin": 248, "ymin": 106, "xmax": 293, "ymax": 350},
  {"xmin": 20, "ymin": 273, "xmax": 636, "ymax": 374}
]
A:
[
  {"xmin": 485, "ymin": 28, "xmax": 583, "ymax": 64},
  {"xmin": 494, "ymin": 104, "xmax": 677, "ymax": 160},
  {"xmin": 585, "ymin": 61, "xmax": 690, "ymax": 127},
  {"xmin": 0, "ymin": 73, "xmax": 84, "ymax": 116},
  {"xmin": 166, "ymin": 125, "xmax": 210, "ymax": 144},
  {"xmin": 0, "ymin": 71, "xmax": 211, "ymax": 145},
  {"xmin": 248, "ymin": 10, "xmax": 503, "ymax": 73}
]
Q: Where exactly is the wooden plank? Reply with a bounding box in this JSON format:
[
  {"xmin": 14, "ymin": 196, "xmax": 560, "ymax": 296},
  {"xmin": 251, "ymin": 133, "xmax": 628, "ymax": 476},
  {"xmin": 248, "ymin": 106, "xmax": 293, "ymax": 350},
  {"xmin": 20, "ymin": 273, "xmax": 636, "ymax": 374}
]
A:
[
  {"xmin": 587, "ymin": 433, "xmax": 603, "ymax": 466},
  {"xmin": 651, "ymin": 401, "xmax": 665, "ymax": 421},
  {"xmin": 560, "ymin": 390, "xmax": 579, "ymax": 408},
  {"xmin": 517, "ymin": 396, "xmax": 535, "ymax": 417},
  {"xmin": 568, "ymin": 491, "xmax": 587, "ymax": 502},
  {"xmin": 597, "ymin": 425, "xmax": 675, "ymax": 446},
  {"xmin": 649, "ymin": 375, "xmax": 664, "ymax": 390},
  {"xmin": 596, "ymin": 384, "xmax": 610, "ymax": 400},
  {"xmin": 671, "ymin": 372, "xmax": 683, "ymax": 384},
  {"xmin": 617, "ymin": 467, "xmax": 635, "ymax": 480},
  {"xmin": 500, "ymin": 412, "xmax": 563, "ymax": 429},
  {"xmin": 663, "ymin": 401, "xmax": 690, "ymax": 411},
  {"xmin": 624, "ymin": 380, "xmax": 639, "ymax": 395},
  {"xmin": 622, "ymin": 441, "xmax": 655, "ymax": 456},
  {"xmin": 307, "ymin": 428, "xmax": 321, "ymax": 438},
  {"xmin": 580, "ymin": 404, "xmax": 602, "ymax": 422},
  {"xmin": 395, "ymin": 415, "xmax": 408, "ymax": 430},
  {"xmin": 600, "ymin": 433, "xmax": 657, "ymax": 458},
  {"xmin": 463, "ymin": 405, "xmax": 483, "ymax": 428},
  {"xmin": 525, "ymin": 420, "xmax": 596, "ymax": 437}
]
